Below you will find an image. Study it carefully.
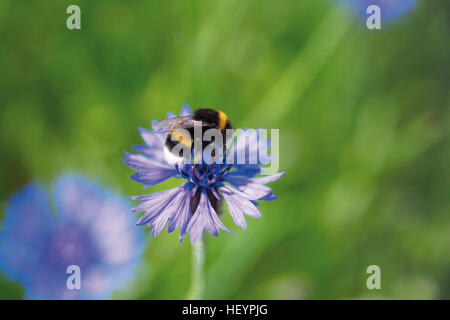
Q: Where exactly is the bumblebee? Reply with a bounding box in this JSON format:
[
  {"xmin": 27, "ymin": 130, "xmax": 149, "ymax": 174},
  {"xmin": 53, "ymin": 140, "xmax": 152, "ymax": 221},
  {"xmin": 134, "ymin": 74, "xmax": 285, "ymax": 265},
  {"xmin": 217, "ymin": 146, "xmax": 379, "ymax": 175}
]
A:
[{"xmin": 155, "ymin": 108, "xmax": 233, "ymax": 163}]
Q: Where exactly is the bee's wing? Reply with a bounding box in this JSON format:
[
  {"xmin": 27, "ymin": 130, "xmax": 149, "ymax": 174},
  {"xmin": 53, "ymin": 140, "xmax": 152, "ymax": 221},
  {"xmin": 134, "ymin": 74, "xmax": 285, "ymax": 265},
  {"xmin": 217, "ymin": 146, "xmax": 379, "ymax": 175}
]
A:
[{"xmin": 153, "ymin": 116, "xmax": 215, "ymax": 133}]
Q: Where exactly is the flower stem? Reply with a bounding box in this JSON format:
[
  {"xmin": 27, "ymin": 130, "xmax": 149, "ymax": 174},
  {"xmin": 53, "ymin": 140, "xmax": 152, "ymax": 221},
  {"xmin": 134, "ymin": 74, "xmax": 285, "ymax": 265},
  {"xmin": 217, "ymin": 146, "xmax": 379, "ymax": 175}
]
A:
[{"xmin": 187, "ymin": 236, "xmax": 205, "ymax": 299}]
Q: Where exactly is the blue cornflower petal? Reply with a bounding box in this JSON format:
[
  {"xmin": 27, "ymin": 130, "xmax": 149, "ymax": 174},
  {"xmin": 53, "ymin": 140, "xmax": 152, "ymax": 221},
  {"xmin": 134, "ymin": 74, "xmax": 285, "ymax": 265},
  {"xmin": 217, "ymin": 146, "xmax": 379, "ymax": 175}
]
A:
[
  {"xmin": 225, "ymin": 172, "xmax": 285, "ymax": 199},
  {"xmin": 132, "ymin": 144, "xmax": 166, "ymax": 163},
  {"xmin": 221, "ymin": 185, "xmax": 263, "ymax": 230},
  {"xmin": 132, "ymin": 185, "xmax": 183, "ymax": 226},
  {"xmin": 186, "ymin": 190, "xmax": 231, "ymax": 244},
  {"xmin": 0, "ymin": 184, "xmax": 53, "ymax": 286},
  {"xmin": 180, "ymin": 103, "xmax": 193, "ymax": 116},
  {"xmin": 138, "ymin": 127, "xmax": 166, "ymax": 149},
  {"xmin": 147, "ymin": 190, "xmax": 188, "ymax": 237},
  {"xmin": 123, "ymin": 152, "xmax": 177, "ymax": 188},
  {"xmin": 132, "ymin": 127, "xmax": 167, "ymax": 164},
  {"xmin": 151, "ymin": 120, "xmax": 159, "ymax": 131},
  {"xmin": 166, "ymin": 184, "xmax": 192, "ymax": 238},
  {"xmin": 229, "ymin": 165, "xmax": 262, "ymax": 178},
  {"xmin": 258, "ymin": 192, "xmax": 280, "ymax": 201}
]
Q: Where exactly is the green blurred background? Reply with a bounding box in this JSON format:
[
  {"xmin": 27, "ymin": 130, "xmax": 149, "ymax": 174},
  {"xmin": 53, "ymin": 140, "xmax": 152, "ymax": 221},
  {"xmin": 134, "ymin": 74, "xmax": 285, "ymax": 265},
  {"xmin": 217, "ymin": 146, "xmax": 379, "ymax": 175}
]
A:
[{"xmin": 0, "ymin": 0, "xmax": 449, "ymax": 299}]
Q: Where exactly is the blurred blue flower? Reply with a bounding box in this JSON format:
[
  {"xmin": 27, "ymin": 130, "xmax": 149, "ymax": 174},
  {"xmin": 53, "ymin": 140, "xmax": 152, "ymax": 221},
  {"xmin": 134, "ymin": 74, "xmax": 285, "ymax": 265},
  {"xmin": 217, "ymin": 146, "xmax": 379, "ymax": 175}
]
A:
[
  {"xmin": 0, "ymin": 174, "xmax": 143, "ymax": 299},
  {"xmin": 123, "ymin": 104, "xmax": 284, "ymax": 243},
  {"xmin": 340, "ymin": 0, "xmax": 417, "ymax": 22}
]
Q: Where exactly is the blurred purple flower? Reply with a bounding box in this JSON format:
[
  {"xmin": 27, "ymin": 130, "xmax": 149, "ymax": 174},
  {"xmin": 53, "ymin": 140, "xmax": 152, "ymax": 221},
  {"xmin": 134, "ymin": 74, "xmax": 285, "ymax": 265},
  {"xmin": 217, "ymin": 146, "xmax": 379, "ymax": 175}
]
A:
[
  {"xmin": 123, "ymin": 104, "xmax": 284, "ymax": 243},
  {"xmin": 0, "ymin": 174, "xmax": 143, "ymax": 299},
  {"xmin": 340, "ymin": 0, "xmax": 417, "ymax": 22}
]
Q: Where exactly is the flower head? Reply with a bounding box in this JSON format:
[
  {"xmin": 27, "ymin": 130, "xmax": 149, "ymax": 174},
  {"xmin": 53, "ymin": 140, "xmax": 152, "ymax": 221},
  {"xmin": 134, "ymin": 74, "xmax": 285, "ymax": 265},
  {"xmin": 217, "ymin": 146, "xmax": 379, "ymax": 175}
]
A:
[
  {"xmin": 123, "ymin": 104, "xmax": 284, "ymax": 243},
  {"xmin": 0, "ymin": 174, "xmax": 143, "ymax": 299}
]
